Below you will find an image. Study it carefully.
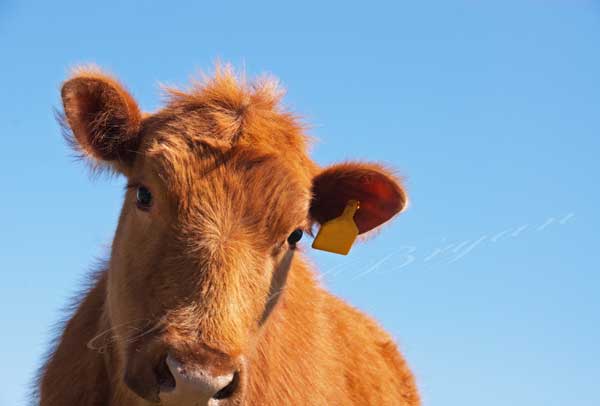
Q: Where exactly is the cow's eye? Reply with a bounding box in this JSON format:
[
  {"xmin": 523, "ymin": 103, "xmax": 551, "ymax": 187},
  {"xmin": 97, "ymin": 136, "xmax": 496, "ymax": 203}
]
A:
[
  {"xmin": 136, "ymin": 186, "xmax": 153, "ymax": 210},
  {"xmin": 287, "ymin": 229, "xmax": 303, "ymax": 245}
]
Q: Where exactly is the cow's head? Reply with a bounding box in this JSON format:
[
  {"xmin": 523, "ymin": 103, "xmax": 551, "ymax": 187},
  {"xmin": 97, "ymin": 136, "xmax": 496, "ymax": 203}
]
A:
[{"xmin": 61, "ymin": 66, "xmax": 407, "ymax": 405}]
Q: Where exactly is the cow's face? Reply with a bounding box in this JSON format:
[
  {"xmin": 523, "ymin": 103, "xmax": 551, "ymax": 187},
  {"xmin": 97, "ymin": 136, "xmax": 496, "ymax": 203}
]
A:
[{"xmin": 61, "ymin": 67, "xmax": 407, "ymax": 405}]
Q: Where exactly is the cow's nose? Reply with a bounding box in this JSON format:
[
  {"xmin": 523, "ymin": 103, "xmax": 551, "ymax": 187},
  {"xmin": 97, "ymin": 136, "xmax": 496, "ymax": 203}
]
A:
[{"xmin": 159, "ymin": 355, "xmax": 239, "ymax": 404}]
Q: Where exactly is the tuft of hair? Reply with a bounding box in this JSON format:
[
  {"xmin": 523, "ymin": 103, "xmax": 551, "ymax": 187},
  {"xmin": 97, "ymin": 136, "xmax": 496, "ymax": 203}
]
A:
[{"xmin": 161, "ymin": 64, "xmax": 309, "ymax": 151}]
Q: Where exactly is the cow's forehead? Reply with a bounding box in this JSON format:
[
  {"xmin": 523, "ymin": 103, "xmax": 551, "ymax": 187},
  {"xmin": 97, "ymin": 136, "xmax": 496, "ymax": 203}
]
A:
[
  {"xmin": 140, "ymin": 135, "xmax": 312, "ymax": 238},
  {"xmin": 143, "ymin": 127, "xmax": 310, "ymax": 189}
]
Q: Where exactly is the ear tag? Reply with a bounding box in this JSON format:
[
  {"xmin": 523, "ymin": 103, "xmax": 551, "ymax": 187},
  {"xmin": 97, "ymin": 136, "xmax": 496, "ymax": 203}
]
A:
[{"xmin": 312, "ymin": 200, "xmax": 360, "ymax": 255}]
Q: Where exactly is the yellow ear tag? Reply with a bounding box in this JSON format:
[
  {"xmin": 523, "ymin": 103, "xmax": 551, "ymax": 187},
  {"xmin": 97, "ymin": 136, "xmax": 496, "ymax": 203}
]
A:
[{"xmin": 312, "ymin": 200, "xmax": 360, "ymax": 255}]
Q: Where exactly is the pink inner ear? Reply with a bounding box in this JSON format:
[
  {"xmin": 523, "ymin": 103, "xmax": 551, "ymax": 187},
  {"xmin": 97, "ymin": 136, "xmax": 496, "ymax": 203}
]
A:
[{"xmin": 310, "ymin": 168, "xmax": 406, "ymax": 234}]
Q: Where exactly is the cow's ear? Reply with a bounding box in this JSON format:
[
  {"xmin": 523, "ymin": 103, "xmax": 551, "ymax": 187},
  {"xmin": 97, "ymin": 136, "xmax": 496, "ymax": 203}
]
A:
[
  {"xmin": 61, "ymin": 67, "xmax": 143, "ymax": 171},
  {"xmin": 310, "ymin": 162, "xmax": 408, "ymax": 234}
]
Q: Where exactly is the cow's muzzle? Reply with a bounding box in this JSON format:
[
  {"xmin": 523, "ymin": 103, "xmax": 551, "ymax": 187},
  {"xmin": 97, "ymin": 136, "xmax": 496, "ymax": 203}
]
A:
[
  {"xmin": 124, "ymin": 342, "xmax": 245, "ymax": 405},
  {"xmin": 159, "ymin": 354, "xmax": 241, "ymax": 405}
]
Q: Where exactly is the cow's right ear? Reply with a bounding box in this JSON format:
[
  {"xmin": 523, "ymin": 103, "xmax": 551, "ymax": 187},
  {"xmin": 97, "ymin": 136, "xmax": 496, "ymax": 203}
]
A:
[{"xmin": 61, "ymin": 67, "xmax": 143, "ymax": 171}]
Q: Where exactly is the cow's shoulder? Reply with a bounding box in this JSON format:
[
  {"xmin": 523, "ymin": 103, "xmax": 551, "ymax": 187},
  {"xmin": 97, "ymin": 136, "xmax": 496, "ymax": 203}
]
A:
[{"xmin": 322, "ymin": 293, "xmax": 420, "ymax": 406}]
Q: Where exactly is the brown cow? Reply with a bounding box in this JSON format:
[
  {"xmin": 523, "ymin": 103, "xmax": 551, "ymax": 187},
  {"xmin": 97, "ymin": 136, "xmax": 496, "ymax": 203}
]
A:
[{"xmin": 37, "ymin": 65, "xmax": 419, "ymax": 406}]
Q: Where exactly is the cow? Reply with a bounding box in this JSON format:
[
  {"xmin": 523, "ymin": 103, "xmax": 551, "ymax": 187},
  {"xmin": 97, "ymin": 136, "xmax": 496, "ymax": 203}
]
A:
[{"xmin": 37, "ymin": 65, "xmax": 419, "ymax": 406}]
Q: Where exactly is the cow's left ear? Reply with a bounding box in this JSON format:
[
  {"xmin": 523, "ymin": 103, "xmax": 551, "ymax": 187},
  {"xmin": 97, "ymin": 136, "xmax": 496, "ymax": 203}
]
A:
[{"xmin": 310, "ymin": 162, "xmax": 408, "ymax": 234}]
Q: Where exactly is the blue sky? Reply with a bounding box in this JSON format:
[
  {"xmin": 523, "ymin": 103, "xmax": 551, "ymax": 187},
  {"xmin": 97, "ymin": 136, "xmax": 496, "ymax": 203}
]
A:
[{"xmin": 1, "ymin": 1, "xmax": 599, "ymax": 405}]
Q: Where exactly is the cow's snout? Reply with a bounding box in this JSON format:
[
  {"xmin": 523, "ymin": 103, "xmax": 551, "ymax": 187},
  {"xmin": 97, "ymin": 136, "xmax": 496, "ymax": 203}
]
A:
[
  {"xmin": 124, "ymin": 340, "xmax": 244, "ymax": 405},
  {"xmin": 159, "ymin": 354, "xmax": 240, "ymax": 405}
]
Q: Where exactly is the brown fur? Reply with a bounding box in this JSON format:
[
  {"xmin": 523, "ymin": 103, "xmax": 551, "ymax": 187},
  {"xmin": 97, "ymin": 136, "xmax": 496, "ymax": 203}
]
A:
[{"xmin": 37, "ymin": 65, "xmax": 419, "ymax": 405}]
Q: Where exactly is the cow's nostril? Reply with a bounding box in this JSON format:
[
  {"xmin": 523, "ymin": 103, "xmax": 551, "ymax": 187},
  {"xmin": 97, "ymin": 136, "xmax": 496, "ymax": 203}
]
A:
[
  {"xmin": 212, "ymin": 370, "xmax": 239, "ymax": 400},
  {"xmin": 155, "ymin": 357, "xmax": 176, "ymax": 392}
]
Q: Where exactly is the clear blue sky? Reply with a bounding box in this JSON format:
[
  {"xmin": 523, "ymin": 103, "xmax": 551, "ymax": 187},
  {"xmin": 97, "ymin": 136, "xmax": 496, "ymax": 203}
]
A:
[{"xmin": 1, "ymin": 1, "xmax": 599, "ymax": 405}]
